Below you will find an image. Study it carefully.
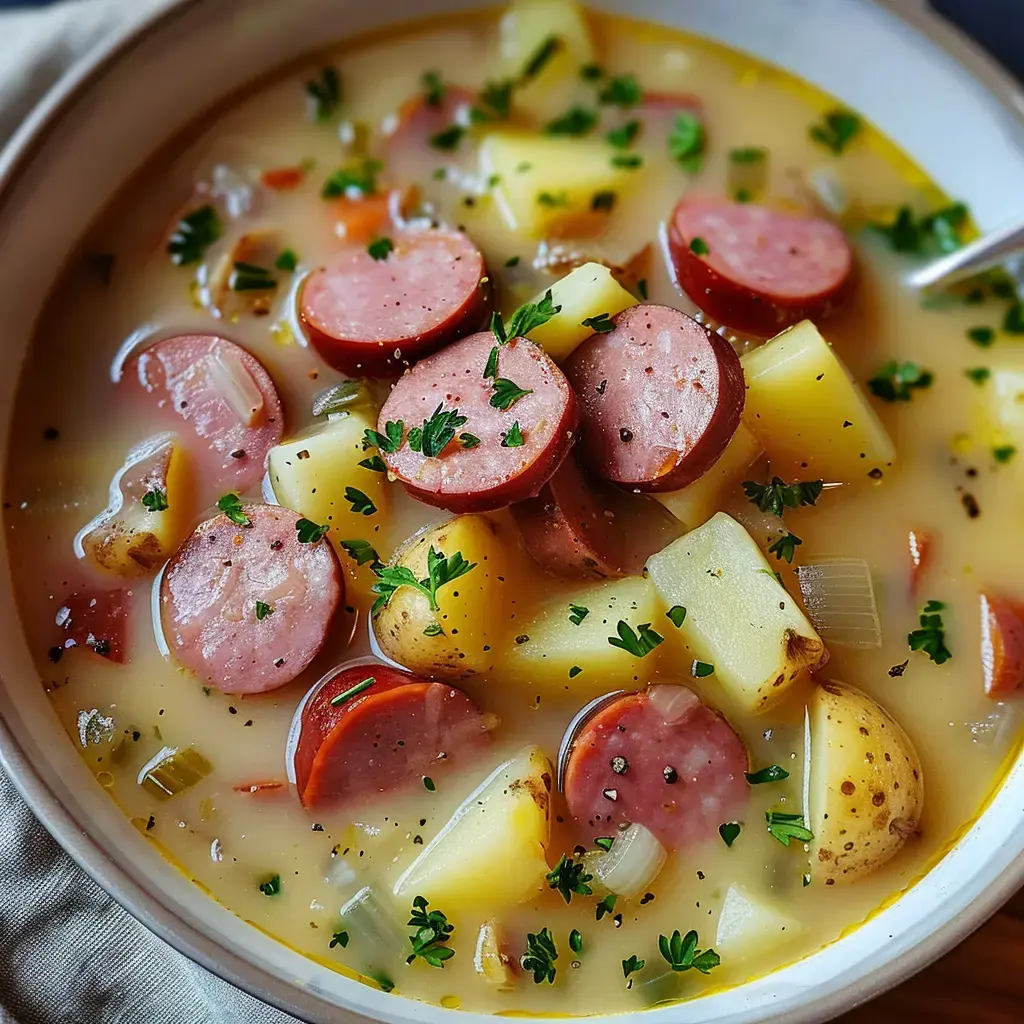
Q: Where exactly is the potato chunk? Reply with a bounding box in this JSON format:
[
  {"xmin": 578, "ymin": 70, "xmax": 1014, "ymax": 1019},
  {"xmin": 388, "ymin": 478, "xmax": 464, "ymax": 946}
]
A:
[
  {"xmin": 372, "ymin": 514, "xmax": 521, "ymax": 680},
  {"xmin": 740, "ymin": 320, "xmax": 895, "ymax": 481},
  {"xmin": 267, "ymin": 406, "xmax": 387, "ymax": 603},
  {"xmin": 481, "ymin": 132, "xmax": 637, "ymax": 238},
  {"xmin": 523, "ymin": 262, "xmax": 637, "ymax": 361},
  {"xmin": 392, "ymin": 745, "xmax": 552, "ymax": 911},
  {"xmin": 715, "ymin": 885, "xmax": 804, "ymax": 958},
  {"xmin": 809, "ymin": 681, "xmax": 924, "ymax": 885},
  {"xmin": 646, "ymin": 513, "xmax": 825, "ymax": 713},
  {"xmin": 502, "ymin": 575, "xmax": 663, "ymax": 694}
]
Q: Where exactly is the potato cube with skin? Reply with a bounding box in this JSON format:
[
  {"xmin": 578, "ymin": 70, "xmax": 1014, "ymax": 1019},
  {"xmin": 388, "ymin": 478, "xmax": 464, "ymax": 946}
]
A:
[
  {"xmin": 267, "ymin": 407, "xmax": 387, "ymax": 603},
  {"xmin": 655, "ymin": 422, "xmax": 763, "ymax": 530},
  {"xmin": 502, "ymin": 575, "xmax": 663, "ymax": 694},
  {"xmin": 523, "ymin": 262, "xmax": 637, "ymax": 361},
  {"xmin": 715, "ymin": 885, "xmax": 805, "ymax": 958},
  {"xmin": 372, "ymin": 514, "xmax": 523, "ymax": 681},
  {"xmin": 481, "ymin": 132, "xmax": 638, "ymax": 238},
  {"xmin": 392, "ymin": 745, "xmax": 553, "ymax": 911},
  {"xmin": 646, "ymin": 513, "xmax": 825, "ymax": 714},
  {"xmin": 741, "ymin": 320, "xmax": 895, "ymax": 482}
]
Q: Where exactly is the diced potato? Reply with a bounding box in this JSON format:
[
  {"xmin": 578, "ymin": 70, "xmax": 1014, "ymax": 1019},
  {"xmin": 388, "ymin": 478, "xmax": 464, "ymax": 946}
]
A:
[
  {"xmin": 523, "ymin": 262, "xmax": 637, "ymax": 361},
  {"xmin": 481, "ymin": 132, "xmax": 638, "ymax": 238},
  {"xmin": 809, "ymin": 681, "xmax": 924, "ymax": 885},
  {"xmin": 655, "ymin": 423, "xmax": 763, "ymax": 530},
  {"xmin": 76, "ymin": 434, "xmax": 191, "ymax": 577},
  {"xmin": 740, "ymin": 320, "xmax": 895, "ymax": 482},
  {"xmin": 267, "ymin": 407, "xmax": 388, "ymax": 604},
  {"xmin": 392, "ymin": 745, "xmax": 552, "ymax": 911},
  {"xmin": 372, "ymin": 514, "xmax": 522, "ymax": 680},
  {"xmin": 499, "ymin": 0, "xmax": 595, "ymax": 125},
  {"xmin": 502, "ymin": 575, "xmax": 663, "ymax": 694},
  {"xmin": 646, "ymin": 513, "xmax": 825, "ymax": 714},
  {"xmin": 715, "ymin": 885, "xmax": 804, "ymax": 958}
]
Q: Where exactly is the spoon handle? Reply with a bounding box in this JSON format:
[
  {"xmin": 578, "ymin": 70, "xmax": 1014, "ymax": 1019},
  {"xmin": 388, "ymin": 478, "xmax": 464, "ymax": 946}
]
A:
[{"xmin": 904, "ymin": 217, "xmax": 1024, "ymax": 291}]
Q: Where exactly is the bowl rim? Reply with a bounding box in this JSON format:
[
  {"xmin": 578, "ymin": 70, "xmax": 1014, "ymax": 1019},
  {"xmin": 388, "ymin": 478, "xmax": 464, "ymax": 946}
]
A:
[{"xmin": 0, "ymin": 2, "xmax": 1022, "ymax": 1023}]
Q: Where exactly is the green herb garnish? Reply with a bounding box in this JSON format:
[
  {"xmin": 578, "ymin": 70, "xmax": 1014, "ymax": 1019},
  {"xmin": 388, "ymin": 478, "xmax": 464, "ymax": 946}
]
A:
[
  {"xmin": 414, "ymin": 403, "xmax": 469, "ymax": 457},
  {"xmin": 658, "ymin": 930, "xmax": 720, "ymax": 974},
  {"xmin": 259, "ymin": 874, "xmax": 281, "ymax": 897},
  {"xmin": 429, "ymin": 124, "xmax": 465, "ymax": 151},
  {"xmin": 142, "ymin": 488, "xmax": 168, "ymax": 513},
  {"xmin": 908, "ymin": 599, "xmax": 952, "ymax": 664},
  {"xmin": 867, "ymin": 360, "xmax": 934, "ymax": 401},
  {"xmin": 599, "ymin": 74, "xmax": 642, "ymax": 107},
  {"xmin": 611, "ymin": 154, "xmax": 643, "ymax": 169},
  {"xmin": 871, "ymin": 202, "xmax": 969, "ymax": 256},
  {"xmin": 275, "ymin": 249, "xmax": 298, "ymax": 272},
  {"xmin": 689, "ymin": 237, "xmax": 710, "ymax": 256},
  {"xmin": 492, "ymin": 288, "xmax": 562, "ymax": 345},
  {"xmin": 666, "ymin": 605, "xmax": 687, "ymax": 628},
  {"xmin": 217, "ymin": 493, "xmax": 250, "ymax": 527},
  {"xmin": 581, "ymin": 313, "xmax": 615, "ymax": 333},
  {"xmin": 746, "ymin": 765, "xmax": 790, "ymax": 785},
  {"xmin": 719, "ymin": 822, "xmax": 741, "ymax": 847},
  {"xmin": 367, "ymin": 237, "xmax": 393, "ymax": 261},
  {"xmin": 568, "ymin": 603, "xmax": 589, "ymax": 625},
  {"xmin": 359, "ymin": 455, "xmax": 386, "ymax": 472},
  {"xmin": 622, "ymin": 954, "xmax": 645, "ymax": 982},
  {"xmin": 296, "ymin": 518, "xmax": 330, "ymax": 543},
  {"xmin": 167, "ymin": 205, "xmax": 222, "ymax": 266},
  {"xmin": 765, "ymin": 810, "xmax": 814, "ymax": 846},
  {"xmin": 422, "ymin": 70, "xmax": 445, "ymax": 107},
  {"xmin": 545, "ymin": 106, "xmax": 597, "ymax": 136},
  {"xmin": 608, "ymin": 621, "xmax": 663, "ymax": 657},
  {"xmin": 490, "ymin": 379, "xmax": 533, "ymax": 411},
  {"xmin": 362, "ymin": 420, "xmax": 404, "ymax": 454},
  {"xmin": 460, "ymin": 433, "xmax": 481, "ymax": 449},
  {"xmin": 808, "ymin": 109, "xmax": 861, "ymax": 155},
  {"xmin": 322, "ymin": 158, "xmax": 383, "ymax": 199},
  {"xmin": 501, "ymin": 421, "xmax": 526, "ymax": 447},
  {"xmin": 423, "ymin": 776, "xmax": 436, "ymax": 792},
  {"xmin": 994, "ymin": 446, "xmax": 1017, "ymax": 464},
  {"xmin": 596, "ymin": 893, "xmax": 617, "ymax": 921},
  {"xmin": 329, "ymin": 676, "xmax": 376, "ymax": 707},
  {"xmin": 345, "ymin": 487, "xmax": 376, "ymax": 516},
  {"xmin": 729, "ymin": 146, "xmax": 767, "ymax": 164},
  {"xmin": 546, "ymin": 854, "xmax": 593, "ymax": 904},
  {"xmin": 691, "ymin": 660, "xmax": 715, "ymax": 678},
  {"xmin": 255, "ymin": 601, "xmax": 272, "ymax": 621},
  {"xmin": 569, "ymin": 929, "xmax": 583, "ymax": 954},
  {"xmin": 668, "ymin": 113, "xmax": 705, "ymax": 173},
  {"xmin": 537, "ymin": 190, "xmax": 570, "ymax": 208},
  {"xmin": 523, "ymin": 927, "xmax": 558, "ymax": 984},
  {"xmin": 607, "ymin": 120, "xmax": 640, "ymax": 148},
  {"xmin": 742, "ymin": 477, "xmax": 824, "ymax": 516},
  {"xmin": 330, "ymin": 930, "xmax": 350, "ymax": 949},
  {"xmin": 371, "ymin": 546, "xmax": 476, "ymax": 615},
  {"xmin": 406, "ymin": 896, "xmax": 454, "ymax": 968},
  {"xmin": 964, "ymin": 367, "xmax": 991, "ymax": 384},
  {"xmin": 338, "ymin": 538, "xmax": 381, "ymax": 568},
  {"xmin": 591, "ymin": 190, "xmax": 616, "ymax": 212},
  {"xmin": 306, "ymin": 66, "xmax": 341, "ymax": 122},
  {"xmin": 967, "ymin": 326, "xmax": 995, "ymax": 347},
  {"xmin": 229, "ymin": 261, "xmax": 276, "ymax": 292},
  {"xmin": 768, "ymin": 532, "xmax": 802, "ymax": 564},
  {"xmin": 594, "ymin": 837, "xmax": 614, "ymax": 852}
]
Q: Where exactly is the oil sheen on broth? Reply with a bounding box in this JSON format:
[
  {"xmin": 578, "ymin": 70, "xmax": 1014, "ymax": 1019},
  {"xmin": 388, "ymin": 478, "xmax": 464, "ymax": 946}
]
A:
[{"xmin": 4, "ymin": 1, "xmax": 1024, "ymax": 1016}]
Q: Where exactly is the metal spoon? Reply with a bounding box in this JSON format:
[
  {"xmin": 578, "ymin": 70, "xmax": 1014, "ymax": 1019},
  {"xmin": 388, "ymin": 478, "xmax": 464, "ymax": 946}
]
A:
[
  {"xmin": 904, "ymin": 215, "xmax": 1024, "ymax": 294},
  {"xmin": 555, "ymin": 690, "xmax": 626, "ymax": 792}
]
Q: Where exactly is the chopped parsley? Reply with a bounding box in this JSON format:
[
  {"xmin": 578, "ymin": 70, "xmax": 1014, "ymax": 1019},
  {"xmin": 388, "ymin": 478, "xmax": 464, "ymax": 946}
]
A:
[
  {"xmin": 217, "ymin": 492, "xmax": 250, "ymax": 527},
  {"xmin": 967, "ymin": 326, "xmax": 995, "ymax": 347},
  {"xmin": 142, "ymin": 488, "xmax": 168, "ymax": 513},
  {"xmin": 422, "ymin": 776, "xmax": 436, "ymax": 792},
  {"xmin": 504, "ymin": 255, "xmax": 520, "ymax": 268},
  {"xmin": 908, "ymin": 599, "xmax": 952, "ymax": 664},
  {"xmin": 295, "ymin": 518, "xmax": 330, "ymax": 543},
  {"xmin": 568, "ymin": 603, "xmax": 589, "ymax": 625},
  {"xmin": 492, "ymin": 289, "xmax": 561, "ymax": 344},
  {"xmin": 358, "ymin": 455, "xmax": 386, "ymax": 472},
  {"xmin": 258, "ymin": 874, "xmax": 281, "ymax": 897},
  {"xmin": 167, "ymin": 205, "xmax": 222, "ymax": 266},
  {"xmin": 490, "ymin": 379, "xmax": 533, "ymax": 411},
  {"xmin": 668, "ymin": 112, "xmax": 705, "ymax": 173},
  {"xmin": 666, "ymin": 605, "xmax": 687, "ymax": 628},
  {"xmin": 596, "ymin": 894, "xmax": 617, "ymax": 920},
  {"xmin": 719, "ymin": 822, "xmax": 741, "ymax": 847},
  {"xmin": 729, "ymin": 146, "xmax": 767, "ymax": 164},
  {"xmin": 622, "ymin": 954, "xmax": 645, "ymax": 982},
  {"xmin": 429, "ymin": 124, "xmax": 465, "ymax": 151},
  {"xmin": 606, "ymin": 119, "xmax": 640, "ymax": 148},
  {"xmin": 569, "ymin": 929, "xmax": 583, "ymax": 954},
  {"xmin": 568, "ymin": 665, "xmax": 582, "ymax": 678},
  {"xmin": 537, "ymin": 190, "xmax": 570, "ymax": 208},
  {"xmin": 688, "ymin": 237, "xmax": 710, "ymax": 256},
  {"xmin": 659, "ymin": 930, "xmax": 720, "ymax": 974},
  {"xmin": 362, "ymin": 419, "xmax": 404, "ymax": 454},
  {"xmin": 229, "ymin": 261, "xmax": 276, "ymax": 292},
  {"xmin": 460, "ymin": 433, "xmax": 481, "ymax": 449},
  {"xmin": 322, "ymin": 157, "xmax": 382, "ymax": 199},
  {"xmin": 594, "ymin": 837, "xmax": 614, "ymax": 852},
  {"xmin": 338, "ymin": 538, "xmax": 382, "ymax": 568},
  {"xmin": 255, "ymin": 601, "xmax": 272, "ymax": 621},
  {"xmin": 608, "ymin": 621, "xmax": 663, "ymax": 657},
  {"xmin": 522, "ymin": 927, "xmax": 558, "ymax": 984},
  {"xmin": 580, "ymin": 63, "xmax": 604, "ymax": 81},
  {"xmin": 329, "ymin": 676, "xmax": 375, "ymax": 707},
  {"xmin": 591, "ymin": 190, "xmax": 616, "ymax": 212},
  {"xmin": 406, "ymin": 896, "xmax": 454, "ymax": 968},
  {"xmin": 746, "ymin": 765, "xmax": 790, "ymax": 785},
  {"xmin": 345, "ymin": 487, "xmax": 376, "ymax": 516},
  {"xmin": 371, "ymin": 546, "xmax": 476, "ymax": 615},
  {"xmin": 501, "ymin": 421, "xmax": 526, "ymax": 447},
  {"xmin": 329, "ymin": 930, "xmax": 349, "ymax": 949},
  {"xmin": 413, "ymin": 403, "xmax": 469, "ymax": 457},
  {"xmin": 545, "ymin": 106, "xmax": 597, "ymax": 136},
  {"xmin": 871, "ymin": 202, "xmax": 968, "ymax": 256},
  {"xmin": 1006, "ymin": 301, "xmax": 1024, "ymax": 334},
  {"xmin": 994, "ymin": 445, "xmax": 1017, "ymax": 464},
  {"xmin": 475, "ymin": 78, "xmax": 514, "ymax": 121},
  {"xmin": 691, "ymin": 660, "xmax": 715, "ymax": 678},
  {"xmin": 367, "ymin": 237, "xmax": 393, "ymax": 261},
  {"xmin": 423, "ymin": 622, "xmax": 444, "ymax": 637},
  {"xmin": 520, "ymin": 35, "xmax": 561, "ymax": 81},
  {"xmin": 867, "ymin": 360, "xmax": 934, "ymax": 401},
  {"xmin": 742, "ymin": 477, "xmax": 824, "ymax": 517},
  {"xmin": 581, "ymin": 313, "xmax": 615, "ymax": 333},
  {"xmin": 422, "ymin": 70, "xmax": 445, "ymax": 107},
  {"xmin": 546, "ymin": 854, "xmax": 593, "ymax": 903},
  {"xmin": 808, "ymin": 108, "xmax": 861, "ymax": 155},
  {"xmin": 611, "ymin": 153, "xmax": 643, "ymax": 169},
  {"xmin": 483, "ymin": 344, "xmax": 500, "ymax": 379},
  {"xmin": 275, "ymin": 248, "xmax": 298, "ymax": 272},
  {"xmin": 305, "ymin": 66, "xmax": 341, "ymax": 122},
  {"xmin": 964, "ymin": 367, "xmax": 991, "ymax": 385},
  {"xmin": 637, "ymin": 278, "xmax": 648, "ymax": 299},
  {"xmin": 768, "ymin": 532, "xmax": 802, "ymax": 564},
  {"xmin": 598, "ymin": 73, "xmax": 642, "ymax": 107},
  {"xmin": 765, "ymin": 810, "xmax": 813, "ymax": 846}
]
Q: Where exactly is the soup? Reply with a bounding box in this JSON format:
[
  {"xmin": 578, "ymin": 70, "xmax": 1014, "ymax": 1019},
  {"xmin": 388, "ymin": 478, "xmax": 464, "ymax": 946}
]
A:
[{"xmin": 4, "ymin": 0, "xmax": 1023, "ymax": 1015}]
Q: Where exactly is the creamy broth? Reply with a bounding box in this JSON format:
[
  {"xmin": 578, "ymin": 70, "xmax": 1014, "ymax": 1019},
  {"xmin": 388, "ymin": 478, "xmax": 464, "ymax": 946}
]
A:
[{"xmin": 4, "ymin": 2, "xmax": 1024, "ymax": 1016}]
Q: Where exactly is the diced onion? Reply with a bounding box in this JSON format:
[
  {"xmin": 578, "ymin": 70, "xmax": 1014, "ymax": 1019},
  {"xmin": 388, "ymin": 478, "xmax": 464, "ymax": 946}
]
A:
[
  {"xmin": 594, "ymin": 822, "xmax": 667, "ymax": 898},
  {"xmin": 796, "ymin": 558, "xmax": 881, "ymax": 648},
  {"xmin": 137, "ymin": 745, "xmax": 213, "ymax": 800},
  {"xmin": 474, "ymin": 921, "xmax": 515, "ymax": 991},
  {"xmin": 647, "ymin": 684, "xmax": 701, "ymax": 725},
  {"xmin": 339, "ymin": 886, "xmax": 406, "ymax": 959},
  {"xmin": 806, "ymin": 165, "xmax": 849, "ymax": 215},
  {"xmin": 208, "ymin": 346, "xmax": 264, "ymax": 427}
]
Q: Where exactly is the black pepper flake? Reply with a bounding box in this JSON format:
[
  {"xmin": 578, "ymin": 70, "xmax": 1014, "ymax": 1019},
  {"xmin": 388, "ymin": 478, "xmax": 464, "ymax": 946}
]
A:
[
  {"xmin": 619, "ymin": 428, "xmax": 633, "ymax": 443},
  {"xmin": 244, "ymin": 719, "xmax": 253, "ymax": 727},
  {"xmin": 274, "ymin": 658, "xmax": 285, "ymax": 667},
  {"xmin": 639, "ymin": 892, "xmax": 655, "ymax": 905},
  {"xmin": 413, "ymin": 835, "xmax": 424, "ymax": 845},
  {"xmin": 145, "ymin": 815, "xmax": 156, "ymax": 831},
  {"xmin": 697, "ymin": 870, "xmax": 705, "ymax": 880},
  {"xmin": 419, "ymin": 818, "xmax": 427, "ymax": 826},
  {"xmin": 228, "ymin": 706, "xmax": 237, "ymax": 715},
  {"xmin": 888, "ymin": 660, "xmax": 909, "ymax": 678},
  {"xmin": 960, "ymin": 492, "xmax": 980, "ymax": 518},
  {"xmin": 514, "ymin": 633, "xmax": 530, "ymax": 644},
  {"xmin": 596, "ymin": 379, "xmax": 608, "ymax": 395},
  {"xmin": 92, "ymin": 639, "xmax": 111, "ymax": 657},
  {"xmin": 663, "ymin": 765, "xmax": 678, "ymax": 784},
  {"xmin": 43, "ymin": 427, "xmax": 60, "ymax": 441},
  {"xmin": 311, "ymin": 823, "xmax": 324, "ymax": 832},
  {"xmin": 868, "ymin": 468, "xmax": 884, "ymax": 480},
  {"xmin": 613, "ymin": 914, "xmax": 623, "ymax": 928},
  {"xmin": 270, "ymin": 539, "xmax": 283, "ymax": 550},
  {"xmin": 610, "ymin": 755, "xmax": 629, "ymax": 775},
  {"xmin": 47, "ymin": 646, "xmax": 63, "ymax": 664},
  {"xmin": 842, "ymin": 420, "xmax": 853, "ymax": 428},
  {"xmin": 229, "ymin": 449, "xmax": 246, "ymax": 459}
]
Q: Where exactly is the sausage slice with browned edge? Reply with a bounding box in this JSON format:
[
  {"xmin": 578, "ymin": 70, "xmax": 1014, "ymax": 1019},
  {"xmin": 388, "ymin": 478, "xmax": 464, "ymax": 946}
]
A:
[
  {"xmin": 668, "ymin": 195, "xmax": 854, "ymax": 336},
  {"xmin": 124, "ymin": 334, "xmax": 284, "ymax": 492},
  {"xmin": 376, "ymin": 331, "xmax": 578, "ymax": 513},
  {"xmin": 564, "ymin": 304, "xmax": 744, "ymax": 491},
  {"xmin": 511, "ymin": 451, "xmax": 684, "ymax": 579},
  {"xmin": 160, "ymin": 504, "xmax": 342, "ymax": 694},
  {"xmin": 290, "ymin": 663, "xmax": 491, "ymax": 808},
  {"xmin": 300, "ymin": 227, "xmax": 491, "ymax": 377},
  {"xmin": 564, "ymin": 685, "xmax": 749, "ymax": 848}
]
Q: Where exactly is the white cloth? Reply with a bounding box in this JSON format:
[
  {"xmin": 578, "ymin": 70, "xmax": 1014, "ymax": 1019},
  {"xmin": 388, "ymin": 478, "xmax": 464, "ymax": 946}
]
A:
[{"xmin": 0, "ymin": 3, "xmax": 300, "ymax": 1022}]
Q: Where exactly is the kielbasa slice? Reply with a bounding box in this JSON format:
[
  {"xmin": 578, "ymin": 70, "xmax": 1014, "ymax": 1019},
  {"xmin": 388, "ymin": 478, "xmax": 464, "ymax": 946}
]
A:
[
  {"xmin": 668, "ymin": 195, "xmax": 854, "ymax": 336},
  {"xmin": 299, "ymin": 228, "xmax": 491, "ymax": 377},
  {"xmin": 377, "ymin": 331, "xmax": 578, "ymax": 513},
  {"xmin": 290, "ymin": 664, "xmax": 490, "ymax": 808},
  {"xmin": 564, "ymin": 685, "xmax": 749, "ymax": 848},
  {"xmin": 510, "ymin": 451, "xmax": 684, "ymax": 579},
  {"xmin": 125, "ymin": 334, "xmax": 284, "ymax": 492},
  {"xmin": 564, "ymin": 304, "xmax": 744, "ymax": 491},
  {"xmin": 160, "ymin": 504, "xmax": 342, "ymax": 694}
]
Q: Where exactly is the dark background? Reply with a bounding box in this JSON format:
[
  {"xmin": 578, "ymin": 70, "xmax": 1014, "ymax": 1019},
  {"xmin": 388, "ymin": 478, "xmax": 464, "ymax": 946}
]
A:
[{"xmin": 0, "ymin": 0, "xmax": 1021, "ymax": 82}]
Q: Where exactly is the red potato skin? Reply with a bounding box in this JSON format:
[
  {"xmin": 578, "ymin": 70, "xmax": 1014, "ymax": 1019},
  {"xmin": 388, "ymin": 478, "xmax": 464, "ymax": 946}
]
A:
[
  {"xmin": 667, "ymin": 196, "xmax": 854, "ymax": 337},
  {"xmin": 981, "ymin": 593, "xmax": 1024, "ymax": 697},
  {"xmin": 293, "ymin": 665, "xmax": 490, "ymax": 808}
]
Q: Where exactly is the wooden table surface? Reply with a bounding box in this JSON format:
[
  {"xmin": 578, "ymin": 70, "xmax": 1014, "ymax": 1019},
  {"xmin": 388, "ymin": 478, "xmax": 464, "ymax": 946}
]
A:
[{"xmin": 837, "ymin": 885, "xmax": 1024, "ymax": 1022}]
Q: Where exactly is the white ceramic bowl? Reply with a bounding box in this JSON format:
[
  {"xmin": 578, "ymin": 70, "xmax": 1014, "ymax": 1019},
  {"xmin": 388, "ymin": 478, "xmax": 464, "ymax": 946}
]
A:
[{"xmin": 1, "ymin": 2, "xmax": 1022, "ymax": 1022}]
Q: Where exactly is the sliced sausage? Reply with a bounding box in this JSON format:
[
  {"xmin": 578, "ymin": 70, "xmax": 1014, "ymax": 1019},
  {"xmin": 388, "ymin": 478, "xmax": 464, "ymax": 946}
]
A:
[
  {"xmin": 564, "ymin": 685, "xmax": 749, "ymax": 848},
  {"xmin": 377, "ymin": 331, "xmax": 578, "ymax": 513},
  {"xmin": 510, "ymin": 451, "xmax": 684, "ymax": 579},
  {"xmin": 125, "ymin": 334, "xmax": 284, "ymax": 492},
  {"xmin": 564, "ymin": 304, "xmax": 744, "ymax": 491},
  {"xmin": 668, "ymin": 195, "xmax": 854, "ymax": 336},
  {"xmin": 160, "ymin": 504, "xmax": 342, "ymax": 694},
  {"xmin": 299, "ymin": 228, "xmax": 491, "ymax": 378},
  {"xmin": 290, "ymin": 663, "xmax": 490, "ymax": 808},
  {"xmin": 53, "ymin": 588, "xmax": 130, "ymax": 664}
]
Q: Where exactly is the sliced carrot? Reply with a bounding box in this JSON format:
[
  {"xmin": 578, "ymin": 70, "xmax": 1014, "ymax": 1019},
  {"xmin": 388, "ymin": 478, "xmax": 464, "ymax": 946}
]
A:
[
  {"xmin": 907, "ymin": 528, "xmax": 933, "ymax": 597},
  {"xmin": 329, "ymin": 192, "xmax": 394, "ymax": 243},
  {"xmin": 980, "ymin": 593, "xmax": 1024, "ymax": 697},
  {"xmin": 261, "ymin": 166, "xmax": 305, "ymax": 190}
]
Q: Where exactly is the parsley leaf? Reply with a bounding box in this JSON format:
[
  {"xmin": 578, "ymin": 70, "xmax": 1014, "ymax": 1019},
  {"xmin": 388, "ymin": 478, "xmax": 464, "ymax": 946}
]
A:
[
  {"xmin": 522, "ymin": 927, "xmax": 558, "ymax": 984},
  {"xmin": 594, "ymin": 837, "xmax": 614, "ymax": 852},
  {"xmin": 598, "ymin": 73, "xmax": 642, "ymax": 107},
  {"xmin": 460, "ymin": 433, "xmax": 481, "ymax": 449},
  {"xmin": 429, "ymin": 124, "xmax": 465, "ymax": 151},
  {"xmin": 582, "ymin": 313, "xmax": 615, "ymax": 333},
  {"xmin": 537, "ymin": 190, "xmax": 569, "ymax": 208},
  {"xmin": 416, "ymin": 403, "xmax": 469, "ymax": 457},
  {"xmin": 259, "ymin": 874, "xmax": 281, "ymax": 896},
  {"xmin": 367, "ymin": 237, "xmax": 393, "ymax": 261},
  {"xmin": 142, "ymin": 488, "xmax": 168, "ymax": 512},
  {"xmin": 766, "ymin": 810, "xmax": 814, "ymax": 846},
  {"xmin": 568, "ymin": 603, "xmax": 589, "ymax": 625},
  {"xmin": 229, "ymin": 261, "xmax": 276, "ymax": 292},
  {"xmin": 689, "ymin": 236, "xmax": 710, "ymax": 256},
  {"xmin": 622, "ymin": 954, "xmax": 645, "ymax": 982},
  {"xmin": 768, "ymin": 531, "xmax": 802, "ymax": 564},
  {"xmin": 658, "ymin": 930, "xmax": 720, "ymax": 974},
  {"xmin": 501, "ymin": 421, "xmax": 526, "ymax": 447},
  {"xmin": 596, "ymin": 894, "xmax": 617, "ymax": 921},
  {"xmin": 666, "ymin": 605, "xmax": 686, "ymax": 628},
  {"xmin": 746, "ymin": 765, "xmax": 790, "ymax": 784},
  {"xmin": 608, "ymin": 621, "xmax": 663, "ymax": 657},
  {"xmin": 362, "ymin": 420, "xmax": 404, "ymax": 454},
  {"xmin": 1006, "ymin": 301, "xmax": 1024, "ymax": 335},
  {"xmin": 808, "ymin": 109, "xmax": 861, "ymax": 155},
  {"xmin": 591, "ymin": 190, "xmax": 616, "ymax": 212},
  {"xmin": 217, "ymin": 493, "xmax": 250, "ymax": 527},
  {"xmin": 275, "ymin": 248, "xmax": 298, "ymax": 272},
  {"xmin": 964, "ymin": 367, "xmax": 991, "ymax": 385},
  {"xmin": 499, "ymin": 289, "xmax": 562, "ymax": 342},
  {"xmin": 330, "ymin": 930, "xmax": 349, "ymax": 949},
  {"xmin": 967, "ymin": 326, "xmax": 995, "ymax": 347},
  {"xmin": 908, "ymin": 599, "xmax": 952, "ymax": 664},
  {"xmin": 255, "ymin": 600, "xmax": 272, "ymax": 621},
  {"xmin": 569, "ymin": 929, "xmax": 583, "ymax": 954},
  {"xmin": 729, "ymin": 146, "xmax": 768, "ymax": 164},
  {"xmin": 611, "ymin": 153, "xmax": 643, "ymax": 169},
  {"xmin": 305, "ymin": 66, "xmax": 341, "ymax": 123},
  {"xmin": 422, "ymin": 70, "xmax": 445, "ymax": 107},
  {"xmin": 546, "ymin": 853, "xmax": 593, "ymax": 904},
  {"xmin": 871, "ymin": 202, "xmax": 969, "ymax": 256},
  {"xmin": 321, "ymin": 157, "xmax": 382, "ymax": 199},
  {"xmin": 338, "ymin": 538, "xmax": 381, "ymax": 568},
  {"xmin": 994, "ymin": 445, "xmax": 1017, "ymax": 464},
  {"xmin": 167, "ymin": 205, "xmax": 222, "ymax": 266},
  {"xmin": 867, "ymin": 361, "xmax": 934, "ymax": 402},
  {"xmin": 719, "ymin": 822, "xmax": 741, "ymax": 847},
  {"xmin": 545, "ymin": 106, "xmax": 597, "ymax": 136},
  {"xmin": 359, "ymin": 455, "xmax": 386, "ymax": 472},
  {"xmin": 742, "ymin": 477, "xmax": 824, "ymax": 517},
  {"xmin": 483, "ymin": 344, "xmax": 500, "ymax": 378},
  {"xmin": 606, "ymin": 119, "xmax": 640, "ymax": 148},
  {"xmin": 371, "ymin": 546, "xmax": 476, "ymax": 615},
  {"xmin": 521, "ymin": 36, "xmax": 562, "ymax": 81},
  {"xmin": 296, "ymin": 518, "xmax": 330, "ymax": 543},
  {"xmin": 490, "ymin": 378, "xmax": 533, "ymax": 411},
  {"xmin": 474, "ymin": 79, "xmax": 514, "ymax": 121},
  {"xmin": 329, "ymin": 677, "xmax": 375, "ymax": 707},
  {"xmin": 406, "ymin": 896, "xmax": 454, "ymax": 968},
  {"xmin": 691, "ymin": 660, "xmax": 715, "ymax": 678},
  {"xmin": 345, "ymin": 487, "xmax": 376, "ymax": 516},
  {"xmin": 668, "ymin": 112, "xmax": 705, "ymax": 173}
]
